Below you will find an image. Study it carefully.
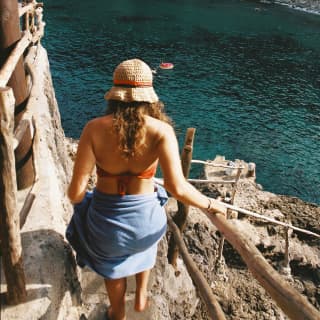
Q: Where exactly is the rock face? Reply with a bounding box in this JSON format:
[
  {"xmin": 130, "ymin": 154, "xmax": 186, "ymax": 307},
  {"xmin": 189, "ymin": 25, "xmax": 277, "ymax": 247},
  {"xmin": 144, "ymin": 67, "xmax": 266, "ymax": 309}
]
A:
[
  {"xmin": 262, "ymin": 0, "xmax": 320, "ymax": 13},
  {"xmin": 278, "ymin": 0, "xmax": 320, "ymax": 12}
]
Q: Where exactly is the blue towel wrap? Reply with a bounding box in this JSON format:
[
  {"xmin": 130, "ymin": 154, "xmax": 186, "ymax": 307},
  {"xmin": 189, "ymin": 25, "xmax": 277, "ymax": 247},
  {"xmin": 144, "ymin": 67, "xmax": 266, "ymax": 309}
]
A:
[{"xmin": 66, "ymin": 185, "xmax": 168, "ymax": 279}]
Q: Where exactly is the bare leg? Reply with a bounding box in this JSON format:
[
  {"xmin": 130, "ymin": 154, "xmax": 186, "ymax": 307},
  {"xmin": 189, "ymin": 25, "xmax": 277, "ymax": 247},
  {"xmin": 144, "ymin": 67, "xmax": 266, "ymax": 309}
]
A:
[
  {"xmin": 104, "ymin": 278, "xmax": 127, "ymax": 320},
  {"xmin": 135, "ymin": 269, "xmax": 151, "ymax": 312}
]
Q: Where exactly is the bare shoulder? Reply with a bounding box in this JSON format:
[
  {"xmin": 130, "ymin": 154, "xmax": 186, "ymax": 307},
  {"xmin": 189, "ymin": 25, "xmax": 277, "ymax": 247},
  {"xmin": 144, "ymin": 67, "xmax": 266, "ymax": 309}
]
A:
[
  {"xmin": 145, "ymin": 116, "xmax": 174, "ymax": 138},
  {"xmin": 83, "ymin": 115, "xmax": 113, "ymax": 132}
]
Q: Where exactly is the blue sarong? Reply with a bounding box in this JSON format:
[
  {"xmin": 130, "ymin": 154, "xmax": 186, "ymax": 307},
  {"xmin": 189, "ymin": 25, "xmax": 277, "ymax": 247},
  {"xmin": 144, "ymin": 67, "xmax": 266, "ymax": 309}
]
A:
[{"xmin": 66, "ymin": 185, "xmax": 168, "ymax": 279}]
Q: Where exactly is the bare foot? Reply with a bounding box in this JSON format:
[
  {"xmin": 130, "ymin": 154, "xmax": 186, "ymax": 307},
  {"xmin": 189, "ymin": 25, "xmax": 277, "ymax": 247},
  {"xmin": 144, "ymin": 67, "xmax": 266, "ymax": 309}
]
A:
[{"xmin": 134, "ymin": 291, "xmax": 149, "ymax": 312}]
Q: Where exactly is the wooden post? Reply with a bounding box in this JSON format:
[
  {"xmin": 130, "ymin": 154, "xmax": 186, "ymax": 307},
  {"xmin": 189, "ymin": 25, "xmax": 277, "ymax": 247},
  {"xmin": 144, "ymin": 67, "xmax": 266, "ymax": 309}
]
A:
[
  {"xmin": 0, "ymin": 32, "xmax": 32, "ymax": 88},
  {"xmin": 25, "ymin": 11, "xmax": 30, "ymax": 32},
  {"xmin": 279, "ymin": 226, "xmax": 292, "ymax": 277},
  {"xmin": 14, "ymin": 120, "xmax": 34, "ymax": 189},
  {"xmin": 217, "ymin": 167, "xmax": 242, "ymax": 263},
  {"xmin": 167, "ymin": 213, "xmax": 227, "ymax": 320},
  {"xmin": 0, "ymin": 0, "xmax": 34, "ymax": 190},
  {"xmin": 284, "ymin": 227, "xmax": 290, "ymax": 268},
  {"xmin": 0, "ymin": 87, "xmax": 27, "ymax": 304},
  {"xmin": 19, "ymin": 192, "xmax": 35, "ymax": 229},
  {"xmin": 21, "ymin": 0, "xmax": 34, "ymax": 32},
  {"xmin": 247, "ymin": 162, "xmax": 256, "ymax": 178},
  {"xmin": 0, "ymin": 0, "xmax": 29, "ymax": 114},
  {"xmin": 168, "ymin": 128, "xmax": 196, "ymax": 267},
  {"xmin": 30, "ymin": 5, "xmax": 35, "ymax": 34}
]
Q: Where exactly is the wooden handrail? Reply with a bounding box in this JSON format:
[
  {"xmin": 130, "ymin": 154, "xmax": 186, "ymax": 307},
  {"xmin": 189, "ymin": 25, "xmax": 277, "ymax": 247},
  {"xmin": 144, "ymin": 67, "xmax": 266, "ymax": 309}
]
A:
[
  {"xmin": 154, "ymin": 177, "xmax": 237, "ymax": 185},
  {"xmin": 188, "ymin": 178, "xmax": 237, "ymax": 184},
  {"xmin": 13, "ymin": 119, "xmax": 30, "ymax": 150},
  {"xmin": 19, "ymin": 193, "xmax": 35, "ymax": 229},
  {"xmin": 18, "ymin": 3, "xmax": 34, "ymax": 17},
  {"xmin": 217, "ymin": 166, "xmax": 242, "ymax": 261},
  {"xmin": 1, "ymin": 2, "xmax": 45, "ymax": 88},
  {"xmin": 155, "ymin": 174, "xmax": 320, "ymax": 238},
  {"xmin": 18, "ymin": 1, "xmax": 43, "ymax": 17},
  {"xmin": 32, "ymin": 7, "xmax": 45, "ymax": 43},
  {"xmin": 204, "ymin": 211, "xmax": 320, "ymax": 320},
  {"xmin": 31, "ymin": 24, "xmax": 45, "ymax": 44},
  {"xmin": 0, "ymin": 31, "xmax": 32, "ymax": 87},
  {"xmin": 222, "ymin": 202, "xmax": 320, "ymax": 238},
  {"xmin": 167, "ymin": 213, "xmax": 226, "ymax": 320},
  {"xmin": 0, "ymin": 0, "xmax": 42, "ymax": 305},
  {"xmin": 0, "ymin": 87, "xmax": 27, "ymax": 304},
  {"xmin": 168, "ymin": 128, "xmax": 196, "ymax": 267}
]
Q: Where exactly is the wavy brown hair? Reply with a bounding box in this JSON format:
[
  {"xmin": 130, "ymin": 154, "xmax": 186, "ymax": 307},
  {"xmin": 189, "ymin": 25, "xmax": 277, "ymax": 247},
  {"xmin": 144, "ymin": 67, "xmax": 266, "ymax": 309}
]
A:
[{"xmin": 106, "ymin": 100, "xmax": 172, "ymax": 158}]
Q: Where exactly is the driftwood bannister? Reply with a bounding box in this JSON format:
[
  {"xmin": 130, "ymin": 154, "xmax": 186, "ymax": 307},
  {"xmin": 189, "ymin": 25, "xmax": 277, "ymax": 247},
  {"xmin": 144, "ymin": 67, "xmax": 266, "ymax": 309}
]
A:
[
  {"xmin": 0, "ymin": 1, "xmax": 319, "ymax": 319},
  {"xmin": 0, "ymin": 87, "xmax": 27, "ymax": 304},
  {"xmin": 167, "ymin": 127, "xmax": 195, "ymax": 267},
  {"xmin": 0, "ymin": 0, "xmax": 44, "ymax": 305}
]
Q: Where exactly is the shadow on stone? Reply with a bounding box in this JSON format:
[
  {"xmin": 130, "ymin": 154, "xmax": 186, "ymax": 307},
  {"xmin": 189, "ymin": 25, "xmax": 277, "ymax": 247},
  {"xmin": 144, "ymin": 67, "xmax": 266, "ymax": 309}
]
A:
[{"xmin": 1, "ymin": 229, "xmax": 81, "ymax": 319}]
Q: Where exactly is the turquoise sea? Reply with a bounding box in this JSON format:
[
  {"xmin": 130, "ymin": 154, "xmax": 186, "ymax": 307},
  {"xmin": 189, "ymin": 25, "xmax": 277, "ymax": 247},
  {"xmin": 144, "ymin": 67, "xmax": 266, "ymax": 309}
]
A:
[{"xmin": 43, "ymin": 0, "xmax": 320, "ymax": 204}]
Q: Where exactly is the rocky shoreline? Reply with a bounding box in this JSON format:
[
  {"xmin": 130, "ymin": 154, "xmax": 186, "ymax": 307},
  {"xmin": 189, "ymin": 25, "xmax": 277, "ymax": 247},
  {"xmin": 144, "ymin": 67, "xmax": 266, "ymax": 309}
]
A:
[
  {"xmin": 254, "ymin": 0, "xmax": 320, "ymax": 15},
  {"xmin": 277, "ymin": 0, "xmax": 320, "ymax": 14}
]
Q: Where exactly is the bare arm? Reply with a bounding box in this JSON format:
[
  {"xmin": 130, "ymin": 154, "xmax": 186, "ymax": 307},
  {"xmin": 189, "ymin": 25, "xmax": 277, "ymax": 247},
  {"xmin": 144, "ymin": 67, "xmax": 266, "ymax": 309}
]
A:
[
  {"xmin": 67, "ymin": 123, "xmax": 96, "ymax": 204},
  {"xmin": 158, "ymin": 124, "xmax": 226, "ymax": 214}
]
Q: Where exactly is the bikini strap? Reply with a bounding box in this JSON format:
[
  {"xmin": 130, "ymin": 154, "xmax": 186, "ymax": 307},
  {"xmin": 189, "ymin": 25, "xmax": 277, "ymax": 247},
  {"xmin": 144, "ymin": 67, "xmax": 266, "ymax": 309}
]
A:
[{"xmin": 117, "ymin": 176, "xmax": 131, "ymax": 196}]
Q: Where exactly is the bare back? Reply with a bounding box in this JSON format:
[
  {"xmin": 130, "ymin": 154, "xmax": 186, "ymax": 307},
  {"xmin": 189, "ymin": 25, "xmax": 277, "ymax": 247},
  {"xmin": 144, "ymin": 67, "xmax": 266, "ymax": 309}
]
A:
[{"xmin": 74, "ymin": 114, "xmax": 164, "ymax": 195}]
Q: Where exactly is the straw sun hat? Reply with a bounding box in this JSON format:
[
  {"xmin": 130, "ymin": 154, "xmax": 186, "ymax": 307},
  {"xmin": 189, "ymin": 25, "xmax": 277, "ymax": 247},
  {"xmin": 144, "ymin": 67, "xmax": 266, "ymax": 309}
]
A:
[{"xmin": 104, "ymin": 59, "xmax": 159, "ymax": 103}]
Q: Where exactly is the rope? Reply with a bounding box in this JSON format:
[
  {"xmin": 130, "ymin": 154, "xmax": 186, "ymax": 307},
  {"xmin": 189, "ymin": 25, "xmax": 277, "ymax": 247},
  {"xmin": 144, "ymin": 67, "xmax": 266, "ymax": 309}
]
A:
[
  {"xmin": 153, "ymin": 177, "xmax": 320, "ymax": 239},
  {"xmin": 222, "ymin": 203, "xmax": 320, "ymax": 238}
]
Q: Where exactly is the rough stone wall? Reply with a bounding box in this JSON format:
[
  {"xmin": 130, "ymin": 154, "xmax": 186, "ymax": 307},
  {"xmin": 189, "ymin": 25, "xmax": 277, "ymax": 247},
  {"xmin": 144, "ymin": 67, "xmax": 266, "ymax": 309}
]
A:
[
  {"xmin": 25, "ymin": 45, "xmax": 72, "ymax": 201},
  {"xmin": 274, "ymin": 0, "xmax": 320, "ymax": 13}
]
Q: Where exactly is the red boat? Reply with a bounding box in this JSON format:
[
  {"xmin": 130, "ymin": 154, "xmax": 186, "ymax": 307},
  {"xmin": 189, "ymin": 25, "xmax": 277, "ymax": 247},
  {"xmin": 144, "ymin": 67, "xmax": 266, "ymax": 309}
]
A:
[{"xmin": 159, "ymin": 62, "xmax": 174, "ymax": 69}]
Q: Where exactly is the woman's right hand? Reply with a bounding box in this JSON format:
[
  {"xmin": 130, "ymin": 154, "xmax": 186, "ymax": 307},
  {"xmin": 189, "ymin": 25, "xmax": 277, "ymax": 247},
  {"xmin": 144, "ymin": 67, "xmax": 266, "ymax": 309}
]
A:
[{"xmin": 207, "ymin": 198, "xmax": 227, "ymax": 216}]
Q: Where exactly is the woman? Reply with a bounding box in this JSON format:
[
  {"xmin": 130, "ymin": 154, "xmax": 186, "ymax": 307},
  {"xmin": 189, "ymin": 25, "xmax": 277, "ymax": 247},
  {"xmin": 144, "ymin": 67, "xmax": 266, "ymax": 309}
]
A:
[{"xmin": 66, "ymin": 58, "xmax": 226, "ymax": 320}]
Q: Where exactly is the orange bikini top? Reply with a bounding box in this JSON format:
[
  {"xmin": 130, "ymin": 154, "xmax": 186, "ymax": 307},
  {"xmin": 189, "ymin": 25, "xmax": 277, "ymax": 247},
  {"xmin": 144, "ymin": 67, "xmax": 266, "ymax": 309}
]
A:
[{"xmin": 96, "ymin": 162, "xmax": 158, "ymax": 195}]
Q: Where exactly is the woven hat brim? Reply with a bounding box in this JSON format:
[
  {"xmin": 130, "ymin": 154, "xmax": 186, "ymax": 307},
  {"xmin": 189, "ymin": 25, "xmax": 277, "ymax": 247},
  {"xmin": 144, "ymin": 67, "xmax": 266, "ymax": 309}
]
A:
[{"xmin": 104, "ymin": 86, "xmax": 159, "ymax": 103}]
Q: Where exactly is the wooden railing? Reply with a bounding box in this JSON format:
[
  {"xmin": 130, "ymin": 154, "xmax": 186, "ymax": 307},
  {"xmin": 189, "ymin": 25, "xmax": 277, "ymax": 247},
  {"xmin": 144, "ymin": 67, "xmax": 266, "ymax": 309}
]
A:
[
  {"xmin": 166, "ymin": 129, "xmax": 320, "ymax": 320},
  {"xmin": 0, "ymin": 0, "xmax": 44, "ymax": 305},
  {"xmin": 0, "ymin": 2, "xmax": 44, "ymax": 87}
]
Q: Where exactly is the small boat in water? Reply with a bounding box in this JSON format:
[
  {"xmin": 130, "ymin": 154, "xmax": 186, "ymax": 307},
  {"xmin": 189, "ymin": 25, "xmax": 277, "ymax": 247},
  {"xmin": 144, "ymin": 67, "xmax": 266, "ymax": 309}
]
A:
[{"xmin": 159, "ymin": 62, "xmax": 174, "ymax": 69}]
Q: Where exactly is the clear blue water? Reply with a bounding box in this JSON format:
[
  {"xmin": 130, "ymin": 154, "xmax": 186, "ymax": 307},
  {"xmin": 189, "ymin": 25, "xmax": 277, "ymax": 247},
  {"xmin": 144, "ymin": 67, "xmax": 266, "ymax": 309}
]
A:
[{"xmin": 43, "ymin": 0, "xmax": 320, "ymax": 204}]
